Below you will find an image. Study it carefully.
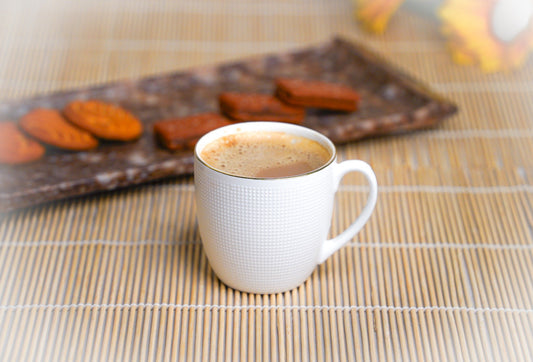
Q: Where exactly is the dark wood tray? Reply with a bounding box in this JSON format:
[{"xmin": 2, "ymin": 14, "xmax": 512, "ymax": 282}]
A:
[{"xmin": 0, "ymin": 37, "xmax": 457, "ymax": 212}]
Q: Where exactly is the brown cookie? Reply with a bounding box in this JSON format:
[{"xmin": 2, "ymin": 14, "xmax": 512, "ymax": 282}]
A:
[
  {"xmin": 63, "ymin": 100, "xmax": 143, "ymax": 141},
  {"xmin": 154, "ymin": 112, "xmax": 232, "ymax": 151},
  {"xmin": 0, "ymin": 122, "xmax": 45, "ymax": 164},
  {"xmin": 20, "ymin": 109, "xmax": 98, "ymax": 151},
  {"xmin": 219, "ymin": 92, "xmax": 305, "ymax": 124},
  {"xmin": 275, "ymin": 78, "xmax": 360, "ymax": 112}
]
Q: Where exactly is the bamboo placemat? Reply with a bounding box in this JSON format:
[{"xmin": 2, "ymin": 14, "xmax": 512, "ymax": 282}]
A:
[{"xmin": 1, "ymin": 0, "xmax": 532, "ymax": 360}]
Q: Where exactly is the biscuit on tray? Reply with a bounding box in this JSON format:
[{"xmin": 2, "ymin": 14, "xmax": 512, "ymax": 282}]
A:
[
  {"xmin": 0, "ymin": 122, "xmax": 45, "ymax": 164},
  {"xmin": 275, "ymin": 78, "xmax": 360, "ymax": 112},
  {"xmin": 219, "ymin": 92, "xmax": 305, "ymax": 124},
  {"xmin": 64, "ymin": 100, "xmax": 143, "ymax": 141},
  {"xmin": 20, "ymin": 109, "xmax": 98, "ymax": 151},
  {"xmin": 154, "ymin": 112, "xmax": 232, "ymax": 151}
]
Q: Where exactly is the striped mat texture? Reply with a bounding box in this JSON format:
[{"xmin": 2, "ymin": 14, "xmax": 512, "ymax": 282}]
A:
[{"xmin": 1, "ymin": 0, "xmax": 532, "ymax": 360}]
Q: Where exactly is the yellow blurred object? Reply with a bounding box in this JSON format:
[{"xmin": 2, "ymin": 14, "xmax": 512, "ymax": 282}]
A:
[
  {"xmin": 353, "ymin": 0, "xmax": 406, "ymax": 33},
  {"xmin": 439, "ymin": 0, "xmax": 533, "ymax": 72},
  {"xmin": 352, "ymin": 0, "xmax": 533, "ymax": 72}
]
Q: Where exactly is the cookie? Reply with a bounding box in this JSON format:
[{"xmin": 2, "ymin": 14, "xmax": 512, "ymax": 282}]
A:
[
  {"xmin": 154, "ymin": 112, "xmax": 232, "ymax": 151},
  {"xmin": 20, "ymin": 109, "xmax": 98, "ymax": 151},
  {"xmin": 275, "ymin": 78, "xmax": 360, "ymax": 112},
  {"xmin": 63, "ymin": 100, "xmax": 143, "ymax": 141},
  {"xmin": 0, "ymin": 122, "xmax": 45, "ymax": 164},
  {"xmin": 219, "ymin": 92, "xmax": 305, "ymax": 124}
]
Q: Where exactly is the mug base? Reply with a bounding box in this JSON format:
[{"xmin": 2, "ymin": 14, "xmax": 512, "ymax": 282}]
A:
[{"xmin": 215, "ymin": 274, "xmax": 312, "ymax": 294}]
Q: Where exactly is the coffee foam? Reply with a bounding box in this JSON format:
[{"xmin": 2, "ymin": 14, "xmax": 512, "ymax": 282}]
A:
[{"xmin": 200, "ymin": 131, "xmax": 332, "ymax": 178}]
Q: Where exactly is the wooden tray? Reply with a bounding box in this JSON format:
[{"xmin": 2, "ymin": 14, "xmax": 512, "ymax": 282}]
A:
[{"xmin": 0, "ymin": 37, "xmax": 457, "ymax": 212}]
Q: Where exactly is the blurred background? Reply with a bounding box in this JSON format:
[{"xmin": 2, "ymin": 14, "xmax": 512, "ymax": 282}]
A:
[{"xmin": 0, "ymin": 0, "xmax": 453, "ymax": 101}]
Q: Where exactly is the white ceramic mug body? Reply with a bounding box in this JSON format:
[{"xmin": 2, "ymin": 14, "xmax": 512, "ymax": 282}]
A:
[{"xmin": 194, "ymin": 122, "xmax": 377, "ymax": 294}]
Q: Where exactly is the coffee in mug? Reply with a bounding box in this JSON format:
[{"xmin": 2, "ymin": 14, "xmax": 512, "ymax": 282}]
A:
[{"xmin": 200, "ymin": 131, "xmax": 331, "ymax": 178}]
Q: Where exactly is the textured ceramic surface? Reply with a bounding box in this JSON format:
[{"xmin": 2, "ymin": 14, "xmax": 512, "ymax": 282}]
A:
[{"xmin": 194, "ymin": 122, "xmax": 377, "ymax": 294}]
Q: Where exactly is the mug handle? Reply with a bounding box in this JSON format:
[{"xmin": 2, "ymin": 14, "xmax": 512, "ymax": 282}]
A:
[{"xmin": 317, "ymin": 160, "xmax": 378, "ymax": 264}]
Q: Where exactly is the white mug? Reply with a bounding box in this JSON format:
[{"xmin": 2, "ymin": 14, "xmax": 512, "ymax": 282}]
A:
[{"xmin": 194, "ymin": 122, "xmax": 378, "ymax": 294}]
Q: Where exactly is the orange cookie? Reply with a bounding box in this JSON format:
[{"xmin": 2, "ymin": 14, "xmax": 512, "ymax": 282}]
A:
[
  {"xmin": 20, "ymin": 108, "xmax": 98, "ymax": 151},
  {"xmin": 0, "ymin": 122, "xmax": 45, "ymax": 164},
  {"xmin": 63, "ymin": 100, "xmax": 143, "ymax": 141}
]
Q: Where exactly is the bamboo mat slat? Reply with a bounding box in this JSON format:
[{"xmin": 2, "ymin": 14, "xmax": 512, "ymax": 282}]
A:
[{"xmin": 1, "ymin": 0, "xmax": 533, "ymax": 360}]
